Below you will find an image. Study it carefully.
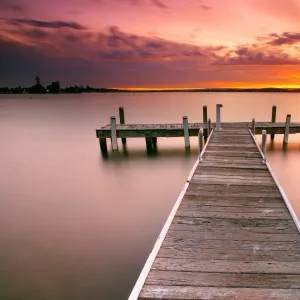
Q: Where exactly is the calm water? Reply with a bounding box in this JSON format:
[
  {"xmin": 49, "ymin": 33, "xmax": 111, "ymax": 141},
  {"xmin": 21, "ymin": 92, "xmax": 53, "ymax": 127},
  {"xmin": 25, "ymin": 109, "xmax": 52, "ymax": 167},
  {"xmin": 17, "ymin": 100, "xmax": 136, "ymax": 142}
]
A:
[{"xmin": 0, "ymin": 93, "xmax": 299, "ymax": 300}]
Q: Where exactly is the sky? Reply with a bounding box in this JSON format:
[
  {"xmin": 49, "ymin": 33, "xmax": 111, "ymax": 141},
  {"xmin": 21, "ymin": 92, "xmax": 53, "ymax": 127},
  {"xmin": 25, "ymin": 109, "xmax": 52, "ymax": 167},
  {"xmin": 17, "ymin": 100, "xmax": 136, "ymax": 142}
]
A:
[{"xmin": 1, "ymin": 0, "xmax": 300, "ymax": 88}]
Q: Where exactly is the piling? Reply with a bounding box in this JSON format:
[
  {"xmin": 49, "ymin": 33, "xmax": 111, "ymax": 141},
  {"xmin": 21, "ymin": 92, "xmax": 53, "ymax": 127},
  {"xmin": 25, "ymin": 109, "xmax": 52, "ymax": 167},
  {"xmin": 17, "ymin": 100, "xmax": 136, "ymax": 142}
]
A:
[
  {"xmin": 119, "ymin": 106, "xmax": 126, "ymax": 144},
  {"xmin": 283, "ymin": 114, "xmax": 291, "ymax": 144},
  {"xmin": 252, "ymin": 118, "xmax": 256, "ymax": 135},
  {"xmin": 207, "ymin": 118, "xmax": 211, "ymax": 136},
  {"xmin": 110, "ymin": 116, "xmax": 118, "ymax": 150},
  {"xmin": 271, "ymin": 105, "xmax": 276, "ymax": 140},
  {"xmin": 99, "ymin": 138, "xmax": 107, "ymax": 153},
  {"xmin": 151, "ymin": 137, "xmax": 157, "ymax": 149},
  {"xmin": 262, "ymin": 129, "xmax": 267, "ymax": 164},
  {"xmin": 145, "ymin": 137, "xmax": 153, "ymax": 152},
  {"xmin": 203, "ymin": 106, "xmax": 208, "ymax": 140},
  {"xmin": 182, "ymin": 116, "xmax": 190, "ymax": 148},
  {"xmin": 216, "ymin": 104, "xmax": 223, "ymax": 131},
  {"xmin": 198, "ymin": 128, "xmax": 204, "ymax": 155}
]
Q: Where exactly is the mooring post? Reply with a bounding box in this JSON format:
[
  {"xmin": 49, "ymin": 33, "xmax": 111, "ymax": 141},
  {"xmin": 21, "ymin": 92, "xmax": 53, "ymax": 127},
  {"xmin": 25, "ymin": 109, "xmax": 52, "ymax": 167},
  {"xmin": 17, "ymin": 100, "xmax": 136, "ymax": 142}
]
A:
[
  {"xmin": 119, "ymin": 106, "xmax": 126, "ymax": 144},
  {"xmin": 252, "ymin": 118, "xmax": 256, "ymax": 135},
  {"xmin": 198, "ymin": 128, "xmax": 204, "ymax": 155},
  {"xmin": 216, "ymin": 104, "xmax": 223, "ymax": 131},
  {"xmin": 183, "ymin": 116, "xmax": 190, "ymax": 148},
  {"xmin": 99, "ymin": 138, "xmax": 107, "ymax": 153},
  {"xmin": 207, "ymin": 118, "xmax": 211, "ymax": 136},
  {"xmin": 203, "ymin": 106, "xmax": 208, "ymax": 140},
  {"xmin": 271, "ymin": 105, "xmax": 276, "ymax": 140},
  {"xmin": 262, "ymin": 129, "xmax": 267, "ymax": 164},
  {"xmin": 110, "ymin": 116, "xmax": 118, "ymax": 150},
  {"xmin": 283, "ymin": 114, "xmax": 291, "ymax": 144}
]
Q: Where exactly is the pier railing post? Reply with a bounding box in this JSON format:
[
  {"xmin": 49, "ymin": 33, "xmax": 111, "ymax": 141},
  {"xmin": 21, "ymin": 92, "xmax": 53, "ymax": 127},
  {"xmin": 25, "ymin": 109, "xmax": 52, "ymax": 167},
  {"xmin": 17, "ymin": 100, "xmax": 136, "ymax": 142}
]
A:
[
  {"xmin": 183, "ymin": 116, "xmax": 190, "ymax": 148},
  {"xmin": 207, "ymin": 118, "xmax": 211, "ymax": 136},
  {"xmin": 252, "ymin": 118, "xmax": 256, "ymax": 135},
  {"xmin": 203, "ymin": 106, "xmax": 208, "ymax": 140},
  {"xmin": 283, "ymin": 114, "xmax": 291, "ymax": 144},
  {"xmin": 119, "ymin": 106, "xmax": 126, "ymax": 144},
  {"xmin": 216, "ymin": 104, "xmax": 223, "ymax": 131},
  {"xmin": 110, "ymin": 116, "xmax": 118, "ymax": 150},
  {"xmin": 271, "ymin": 105, "xmax": 276, "ymax": 140},
  {"xmin": 262, "ymin": 130, "xmax": 267, "ymax": 164},
  {"xmin": 198, "ymin": 128, "xmax": 204, "ymax": 155}
]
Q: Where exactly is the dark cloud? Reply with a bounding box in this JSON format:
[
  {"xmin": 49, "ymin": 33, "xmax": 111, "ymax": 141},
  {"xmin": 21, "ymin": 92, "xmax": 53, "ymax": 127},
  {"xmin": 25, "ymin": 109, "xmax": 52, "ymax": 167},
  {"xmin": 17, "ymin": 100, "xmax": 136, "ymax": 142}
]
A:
[
  {"xmin": 0, "ymin": 0, "xmax": 25, "ymax": 12},
  {"xmin": 267, "ymin": 32, "xmax": 300, "ymax": 46},
  {"xmin": 9, "ymin": 19, "xmax": 87, "ymax": 30}
]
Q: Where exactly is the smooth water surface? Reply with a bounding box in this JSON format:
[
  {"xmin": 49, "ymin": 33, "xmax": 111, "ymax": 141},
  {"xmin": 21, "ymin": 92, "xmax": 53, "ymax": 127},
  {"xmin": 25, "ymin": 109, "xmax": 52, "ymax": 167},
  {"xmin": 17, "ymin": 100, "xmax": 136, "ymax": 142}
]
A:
[{"xmin": 0, "ymin": 93, "xmax": 299, "ymax": 300}]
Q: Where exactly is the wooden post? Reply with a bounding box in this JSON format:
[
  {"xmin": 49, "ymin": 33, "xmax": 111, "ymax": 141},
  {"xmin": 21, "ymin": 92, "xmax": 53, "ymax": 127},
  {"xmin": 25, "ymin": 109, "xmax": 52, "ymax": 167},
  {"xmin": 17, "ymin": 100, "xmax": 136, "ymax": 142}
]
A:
[
  {"xmin": 252, "ymin": 118, "xmax": 256, "ymax": 135},
  {"xmin": 283, "ymin": 114, "xmax": 291, "ymax": 144},
  {"xmin": 119, "ymin": 106, "xmax": 126, "ymax": 144},
  {"xmin": 183, "ymin": 116, "xmax": 190, "ymax": 148},
  {"xmin": 203, "ymin": 106, "xmax": 208, "ymax": 140},
  {"xmin": 151, "ymin": 137, "xmax": 157, "ymax": 149},
  {"xmin": 145, "ymin": 137, "xmax": 153, "ymax": 151},
  {"xmin": 207, "ymin": 118, "xmax": 211, "ymax": 136},
  {"xmin": 110, "ymin": 116, "xmax": 118, "ymax": 150},
  {"xmin": 99, "ymin": 138, "xmax": 107, "ymax": 153},
  {"xmin": 198, "ymin": 128, "xmax": 204, "ymax": 155},
  {"xmin": 262, "ymin": 130, "xmax": 267, "ymax": 164},
  {"xmin": 216, "ymin": 104, "xmax": 223, "ymax": 131},
  {"xmin": 271, "ymin": 105, "xmax": 276, "ymax": 140}
]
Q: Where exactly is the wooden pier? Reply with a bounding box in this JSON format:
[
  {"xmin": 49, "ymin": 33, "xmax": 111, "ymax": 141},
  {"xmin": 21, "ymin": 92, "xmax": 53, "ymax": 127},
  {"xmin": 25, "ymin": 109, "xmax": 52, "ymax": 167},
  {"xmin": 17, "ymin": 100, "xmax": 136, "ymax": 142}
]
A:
[
  {"xmin": 96, "ymin": 106, "xmax": 300, "ymax": 152},
  {"xmin": 129, "ymin": 124, "xmax": 300, "ymax": 300}
]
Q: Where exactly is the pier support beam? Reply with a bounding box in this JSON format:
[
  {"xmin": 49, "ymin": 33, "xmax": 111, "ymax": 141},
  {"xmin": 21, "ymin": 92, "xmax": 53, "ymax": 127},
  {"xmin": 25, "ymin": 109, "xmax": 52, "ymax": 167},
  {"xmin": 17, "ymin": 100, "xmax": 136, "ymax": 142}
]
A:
[
  {"xmin": 182, "ymin": 116, "xmax": 190, "ymax": 148},
  {"xmin": 283, "ymin": 114, "xmax": 291, "ymax": 144},
  {"xmin": 216, "ymin": 104, "xmax": 223, "ymax": 132},
  {"xmin": 119, "ymin": 106, "xmax": 126, "ymax": 144},
  {"xmin": 198, "ymin": 128, "xmax": 204, "ymax": 155},
  {"xmin": 99, "ymin": 138, "xmax": 107, "ymax": 154},
  {"xmin": 262, "ymin": 129, "xmax": 267, "ymax": 164},
  {"xmin": 252, "ymin": 118, "xmax": 256, "ymax": 135},
  {"xmin": 207, "ymin": 118, "xmax": 211, "ymax": 137},
  {"xmin": 110, "ymin": 116, "xmax": 118, "ymax": 150},
  {"xmin": 203, "ymin": 106, "xmax": 208, "ymax": 140},
  {"xmin": 271, "ymin": 105, "xmax": 276, "ymax": 140}
]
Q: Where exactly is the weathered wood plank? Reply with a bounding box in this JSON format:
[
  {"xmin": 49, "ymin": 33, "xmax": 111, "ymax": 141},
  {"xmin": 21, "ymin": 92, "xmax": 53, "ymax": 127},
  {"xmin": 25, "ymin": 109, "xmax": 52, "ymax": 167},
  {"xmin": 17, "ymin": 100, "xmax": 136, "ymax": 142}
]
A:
[
  {"xmin": 157, "ymin": 247, "xmax": 300, "ymax": 261},
  {"xmin": 145, "ymin": 271, "xmax": 300, "ymax": 289},
  {"xmin": 182, "ymin": 195, "xmax": 285, "ymax": 207},
  {"xmin": 166, "ymin": 229, "xmax": 299, "ymax": 242},
  {"xmin": 152, "ymin": 258, "xmax": 300, "ymax": 274},
  {"xmin": 139, "ymin": 286, "xmax": 300, "ymax": 300},
  {"xmin": 172, "ymin": 217, "xmax": 297, "ymax": 233},
  {"xmin": 162, "ymin": 237, "xmax": 300, "ymax": 251}
]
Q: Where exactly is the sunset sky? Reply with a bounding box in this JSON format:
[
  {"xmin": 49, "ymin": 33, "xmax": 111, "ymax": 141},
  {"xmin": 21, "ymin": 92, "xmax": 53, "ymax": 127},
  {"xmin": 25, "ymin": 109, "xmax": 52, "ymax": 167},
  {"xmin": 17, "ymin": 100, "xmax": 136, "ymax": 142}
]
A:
[{"xmin": 1, "ymin": 0, "xmax": 300, "ymax": 88}]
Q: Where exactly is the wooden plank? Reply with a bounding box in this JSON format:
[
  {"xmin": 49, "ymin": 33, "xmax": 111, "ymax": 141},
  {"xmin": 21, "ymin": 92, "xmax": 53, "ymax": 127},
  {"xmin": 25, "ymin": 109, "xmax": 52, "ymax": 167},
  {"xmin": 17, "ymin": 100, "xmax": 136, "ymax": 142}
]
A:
[
  {"xmin": 145, "ymin": 270, "xmax": 300, "ymax": 289},
  {"xmin": 172, "ymin": 217, "xmax": 297, "ymax": 233},
  {"xmin": 152, "ymin": 258, "xmax": 300, "ymax": 274},
  {"xmin": 162, "ymin": 237, "xmax": 300, "ymax": 251},
  {"xmin": 157, "ymin": 247, "xmax": 300, "ymax": 261},
  {"xmin": 182, "ymin": 196, "xmax": 286, "ymax": 208},
  {"xmin": 166, "ymin": 229, "xmax": 299, "ymax": 242},
  {"xmin": 139, "ymin": 285, "xmax": 300, "ymax": 300},
  {"xmin": 198, "ymin": 162, "xmax": 268, "ymax": 170}
]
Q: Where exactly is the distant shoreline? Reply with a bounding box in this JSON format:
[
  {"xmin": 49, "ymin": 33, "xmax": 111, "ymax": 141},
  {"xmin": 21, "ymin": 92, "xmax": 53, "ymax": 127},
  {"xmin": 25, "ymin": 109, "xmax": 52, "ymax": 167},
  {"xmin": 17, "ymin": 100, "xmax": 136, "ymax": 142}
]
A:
[{"xmin": 2, "ymin": 87, "xmax": 300, "ymax": 94}]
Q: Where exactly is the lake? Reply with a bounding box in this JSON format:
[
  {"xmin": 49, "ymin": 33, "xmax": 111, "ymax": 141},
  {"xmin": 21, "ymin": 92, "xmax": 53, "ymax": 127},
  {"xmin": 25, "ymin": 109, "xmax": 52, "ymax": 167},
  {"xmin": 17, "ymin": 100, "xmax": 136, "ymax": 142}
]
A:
[{"xmin": 0, "ymin": 92, "xmax": 299, "ymax": 300}]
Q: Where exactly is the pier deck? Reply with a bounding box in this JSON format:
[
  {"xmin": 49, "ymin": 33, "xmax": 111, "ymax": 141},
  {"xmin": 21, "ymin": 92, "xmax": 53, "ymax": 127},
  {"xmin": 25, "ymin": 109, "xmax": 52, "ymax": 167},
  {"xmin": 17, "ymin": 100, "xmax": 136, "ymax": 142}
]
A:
[
  {"xmin": 130, "ymin": 124, "xmax": 300, "ymax": 300},
  {"xmin": 96, "ymin": 122, "xmax": 300, "ymax": 138}
]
